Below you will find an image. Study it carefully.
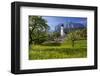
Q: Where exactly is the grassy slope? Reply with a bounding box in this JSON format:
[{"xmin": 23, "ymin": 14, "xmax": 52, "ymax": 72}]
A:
[{"xmin": 29, "ymin": 40, "xmax": 87, "ymax": 60}]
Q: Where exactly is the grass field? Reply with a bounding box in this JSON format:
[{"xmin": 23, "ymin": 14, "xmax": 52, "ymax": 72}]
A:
[{"xmin": 29, "ymin": 40, "xmax": 87, "ymax": 60}]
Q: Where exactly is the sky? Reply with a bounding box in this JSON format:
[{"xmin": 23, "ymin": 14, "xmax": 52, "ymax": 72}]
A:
[{"xmin": 42, "ymin": 16, "xmax": 87, "ymax": 31}]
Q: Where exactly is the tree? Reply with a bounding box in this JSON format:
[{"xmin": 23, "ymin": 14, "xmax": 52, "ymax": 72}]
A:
[
  {"xmin": 67, "ymin": 32, "xmax": 77, "ymax": 47},
  {"xmin": 52, "ymin": 32, "xmax": 60, "ymax": 42},
  {"xmin": 67, "ymin": 28, "xmax": 87, "ymax": 47},
  {"xmin": 29, "ymin": 16, "xmax": 49, "ymax": 45},
  {"xmin": 80, "ymin": 28, "xmax": 87, "ymax": 39}
]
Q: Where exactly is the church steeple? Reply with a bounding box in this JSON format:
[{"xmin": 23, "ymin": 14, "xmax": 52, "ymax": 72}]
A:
[{"xmin": 61, "ymin": 24, "xmax": 64, "ymax": 37}]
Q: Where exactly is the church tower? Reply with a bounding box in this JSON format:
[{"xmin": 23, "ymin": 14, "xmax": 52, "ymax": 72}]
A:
[{"xmin": 61, "ymin": 24, "xmax": 64, "ymax": 37}]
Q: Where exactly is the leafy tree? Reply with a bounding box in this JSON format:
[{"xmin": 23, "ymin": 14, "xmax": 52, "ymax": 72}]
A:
[
  {"xmin": 52, "ymin": 32, "xmax": 60, "ymax": 42},
  {"xmin": 47, "ymin": 32, "xmax": 60, "ymax": 42},
  {"xmin": 67, "ymin": 28, "xmax": 87, "ymax": 47},
  {"xmin": 29, "ymin": 16, "xmax": 49, "ymax": 45},
  {"xmin": 80, "ymin": 28, "xmax": 87, "ymax": 39},
  {"xmin": 67, "ymin": 32, "xmax": 76, "ymax": 47}
]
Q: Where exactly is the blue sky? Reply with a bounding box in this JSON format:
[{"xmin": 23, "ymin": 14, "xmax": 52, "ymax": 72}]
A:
[{"xmin": 42, "ymin": 16, "xmax": 87, "ymax": 31}]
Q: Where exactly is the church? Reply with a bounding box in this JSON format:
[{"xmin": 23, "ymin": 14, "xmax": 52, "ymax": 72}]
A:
[{"xmin": 60, "ymin": 24, "xmax": 65, "ymax": 37}]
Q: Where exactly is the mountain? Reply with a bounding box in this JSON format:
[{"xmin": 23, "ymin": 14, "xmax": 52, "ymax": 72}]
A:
[
  {"xmin": 65, "ymin": 22, "xmax": 86, "ymax": 29},
  {"xmin": 54, "ymin": 22, "xmax": 86, "ymax": 33}
]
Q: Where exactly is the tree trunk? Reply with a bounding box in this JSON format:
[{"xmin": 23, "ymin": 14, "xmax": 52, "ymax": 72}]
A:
[{"xmin": 72, "ymin": 40, "xmax": 74, "ymax": 47}]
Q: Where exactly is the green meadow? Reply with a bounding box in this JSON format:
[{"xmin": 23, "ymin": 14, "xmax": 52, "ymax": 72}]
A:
[{"xmin": 29, "ymin": 40, "xmax": 87, "ymax": 60}]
